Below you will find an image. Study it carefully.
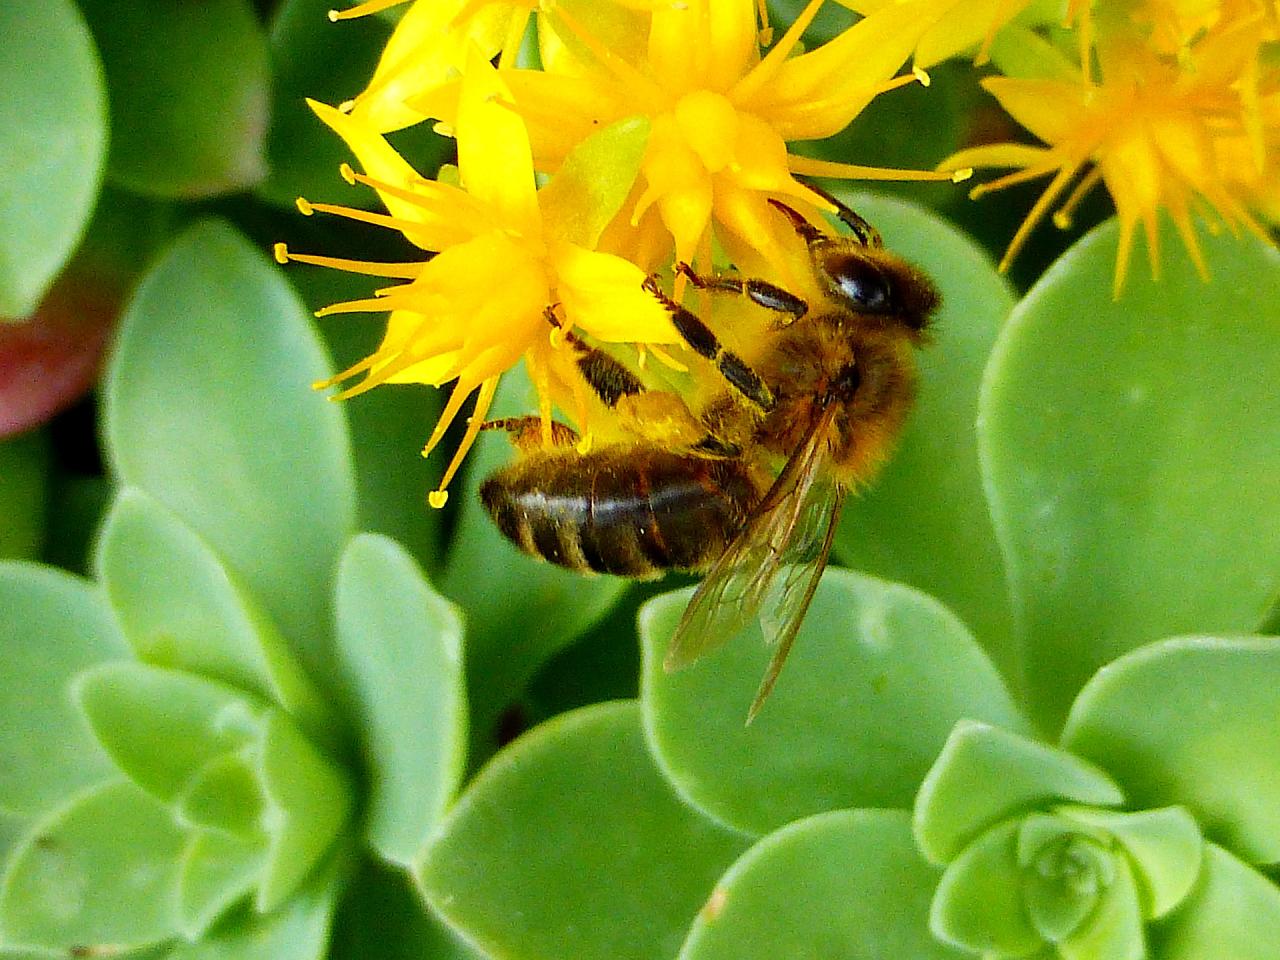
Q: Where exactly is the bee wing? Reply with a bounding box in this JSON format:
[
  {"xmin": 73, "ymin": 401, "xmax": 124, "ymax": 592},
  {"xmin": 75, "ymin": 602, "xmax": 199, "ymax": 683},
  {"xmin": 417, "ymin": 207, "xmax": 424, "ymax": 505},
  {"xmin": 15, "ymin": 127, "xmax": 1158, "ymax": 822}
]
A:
[{"xmin": 663, "ymin": 405, "xmax": 845, "ymax": 706}]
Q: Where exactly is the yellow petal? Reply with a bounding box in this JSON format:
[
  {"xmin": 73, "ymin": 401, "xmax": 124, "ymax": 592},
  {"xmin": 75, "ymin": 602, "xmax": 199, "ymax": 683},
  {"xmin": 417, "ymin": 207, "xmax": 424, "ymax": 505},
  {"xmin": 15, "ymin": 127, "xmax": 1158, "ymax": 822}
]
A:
[
  {"xmin": 309, "ymin": 100, "xmax": 479, "ymax": 250},
  {"xmin": 649, "ymin": 0, "xmax": 758, "ymax": 92},
  {"xmin": 675, "ymin": 91, "xmax": 739, "ymax": 174},
  {"xmin": 552, "ymin": 242, "xmax": 679, "ymax": 343},
  {"xmin": 349, "ymin": 0, "xmax": 511, "ymax": 132},
  {"xmin": 456, "ymin": 51, "xmax": 541, "ymax": 236},
  {"xmin": 740, "ymin": 1, "xmax": 928, "ymax": 137},
  {"xmin": 981, "ymin": 77, "xmax": 1092, "ymax": 147}
]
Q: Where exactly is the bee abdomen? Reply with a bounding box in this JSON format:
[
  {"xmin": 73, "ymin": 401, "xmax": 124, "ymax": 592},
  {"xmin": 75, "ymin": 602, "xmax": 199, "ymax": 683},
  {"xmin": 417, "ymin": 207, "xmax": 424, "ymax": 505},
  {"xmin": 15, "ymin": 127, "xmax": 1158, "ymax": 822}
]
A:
[{"xmin": 480, "ymin": 448, "xmax": 761, "ymax": 577}]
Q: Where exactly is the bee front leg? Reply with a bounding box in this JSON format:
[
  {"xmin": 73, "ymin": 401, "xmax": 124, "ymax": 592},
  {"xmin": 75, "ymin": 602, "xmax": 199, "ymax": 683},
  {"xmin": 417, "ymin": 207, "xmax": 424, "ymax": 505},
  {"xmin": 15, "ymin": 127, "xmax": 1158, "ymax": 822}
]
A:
[
  {"xmin": 642, "ymin": 275, "xmax": 776, "ymax": 414},
  {"xmin": 674, "ymin": 261, "xmax": 808, "ymax": 322}
]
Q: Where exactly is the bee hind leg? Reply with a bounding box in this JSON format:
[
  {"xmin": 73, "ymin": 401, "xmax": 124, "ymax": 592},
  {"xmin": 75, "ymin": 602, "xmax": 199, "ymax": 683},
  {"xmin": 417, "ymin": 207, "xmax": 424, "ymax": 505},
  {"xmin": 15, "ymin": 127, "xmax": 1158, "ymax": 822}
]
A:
[
  {"xmin": 481, "ymin": 416, "xmax": 579, "ymax": 452},
  {"xmin": 642, "ymin": 275, "xmax": 776, "ymax": 414}
]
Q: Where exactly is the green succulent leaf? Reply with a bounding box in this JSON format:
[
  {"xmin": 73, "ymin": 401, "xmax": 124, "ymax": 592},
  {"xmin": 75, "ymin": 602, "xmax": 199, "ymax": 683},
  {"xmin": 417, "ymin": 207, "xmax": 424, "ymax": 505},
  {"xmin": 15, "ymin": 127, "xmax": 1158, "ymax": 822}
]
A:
[
  {"xmin": 78, "ymin": 0, "xmax": 268, "ymax": 198},
  {"xmin": 678, "ymin": 809, "xmax": 963, "ymax": 960},
  {"xmin": 1152, "ymin": 843, "xmax": 1280, "ymax": 960},
  {"xmin": 0, "ymin": 564, "xmax": 127, "ymax": 814},
  {"xmin": 418, "ymin": 701, "xmax": 749, "ymax": 960},
  {"xmin": 97, "ymin": 488, "xmax": 334, "ymax": 738},
  {"xmin": 1057, "ymin": 805, "xmax": 1203, "ymax": 919},
  {"xmin": 930, "ymin": 819, "xmax": 1045, "ymax": 956},
  {"xmin": 540, "ymin": 117, "xmax": 652, "ymax": 248},
  {"xmin": 979, "ymin": 217, "xmax": 1280, "ymax": 730},
  {"xmin": 330, "ymin": 860, "xmax": 489, "ymax": 960},
  {"xmin": 1057, "ymin": 853, "xmax": 1144, "ymax": 960},
  {"xmin": 642, "ymin": 570, "xmax": 1024, "ymax": 835},
  {"xmin": 0, "ymin": 429, "xmax": 48, "ymax": 561},
  {"xmin": 829, "ymin": 192, "xmax": 1019, "ymax": 674},
  {"xmin": 255, "ymin": 711, "xmax": 353, "ymax": 912},
  {"xmin": 173, "ymin": 750, "xmax": 266, "ymax": 839},
  {"xmin": 1063, "ymin": 635, "xmax": 1280, "ymax": 865},
  {"xmin": 74, "ymin": 661, "xmax": 267, "ymax": 803},
  {"xmin": 914, "ymin": 721, "xmax": 1124, "ymax": 865},
  {"xmin": 176, "ymin": 829, "xmax": 267, "ymax": 940},
  {"xmin": 0, "ymin": 0, "xmax": 106, "ymax": 317},
  {"xmin": 103, "ymin": 220, "xmax": 357, "ymax": 698},
  {"xmin": 333, "ymin": 533, "xmax": 467, "ymax": 869},
  {"xmin": 441, "ymin": 369, "xmax": 627, "ymax": 755},
  {"xmin": 167, "ymin": 844, "xmax": 350, "ymax": 960},
  {"xmin": 0, "ymin": 780, "xmax": 186, "ymax": 952}
]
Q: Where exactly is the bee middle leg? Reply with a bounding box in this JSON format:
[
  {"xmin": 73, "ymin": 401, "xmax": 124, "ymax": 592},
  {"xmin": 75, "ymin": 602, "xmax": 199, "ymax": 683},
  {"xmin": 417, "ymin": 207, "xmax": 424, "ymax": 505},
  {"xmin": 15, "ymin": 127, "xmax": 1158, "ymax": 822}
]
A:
[
  {"xmin": 642, "ymin": 275, "xmax": 776, "ymax": 414},
  {"xmin": 674, "ymin": 261, "xmax": 808, "ymax": 322}
]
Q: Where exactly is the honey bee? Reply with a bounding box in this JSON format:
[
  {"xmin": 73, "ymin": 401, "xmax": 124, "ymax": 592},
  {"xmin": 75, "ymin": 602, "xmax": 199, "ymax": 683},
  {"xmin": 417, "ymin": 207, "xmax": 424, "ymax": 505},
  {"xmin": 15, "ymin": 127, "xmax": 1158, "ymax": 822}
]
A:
[{"xmin": 481, "ymin": 194, "xmax": 939, "ymax": 719}]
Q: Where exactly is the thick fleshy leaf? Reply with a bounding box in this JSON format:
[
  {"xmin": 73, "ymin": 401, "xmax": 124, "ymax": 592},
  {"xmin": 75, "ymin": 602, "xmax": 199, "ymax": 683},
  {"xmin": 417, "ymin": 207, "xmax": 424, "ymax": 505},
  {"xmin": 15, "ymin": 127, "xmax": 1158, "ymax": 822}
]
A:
[
  {"xmin": 333, "ymin": 534, "xmax": 466, "ymax": 868},
  {"xmin": 1058, "ymin": 805, "xmax": 1203, "ymax": 919},
  {"xmin": 255, "ymin": 711, "xmax": 353, "ymax": 912},
  {"xmin": 97, "ymin": 489, "xmax": 333, "ymax": 737},
  {"xmin": 829, "ymin": 192, "xmax": 1018, "ymax": 674},
  {"xmin": 1057, "ymin": 854, "xmax": 1145, "ymax": 960},
  {"xmin": 1062, "ymin": 636, "xmax": 1280, "ymax": 865},
  {"xmin": 174, "ymin": 750, "xmax": 266, "ymax": 838},
  {"xmin": 642, "ymin": 569, "xmax": 1024, "ymax": 835},
  {"xmin": 103, "ymin": 220, "xmax": 357, "ymax": 698},
  {"xmin": 0, "ymin": 780, "xmax": 186, "ymax": 951},
  {"xmin": 74, "ymin": 661, "xmax": 267, "ymax": 802},
  {"xmin": 176, "ymin": 830, "xmax": 267, "ymax": 939},
  {"xmin": 0, "ymin": 0, "xmax": 106, "ymax": 317},
  {"xmin": 979, "ymin": 218, "xmax": 1280, "ymax": 730},
  {"xmin": 78, "ymin": 0, "xmax": 267, "ymax": 198},
  {"xmin": 298, "ymin": 260, "xmax": 447, "ymax": 576},
  {"xmin": 0, "ymin": 276, "xmax": 116, "ymax": 436},
  {"xmin": 167, "ymin": 845, "xmax": 349, "ymax": 960},
  {"xmin": 0, "ymin": 564, "xmax": 126, "ymax": 814},
  {"xmin": 441, "ymin": 369, "xmax": 627, "ymax": 756},
  {"xmin": 418, "ymin": 702, "xmax": 749, "ymax": 960},
  {"xmin": 0, "ymin": 434, "xmax": 46, "ymax": 559},
  {"xmin": 1151, "ymin": 844, "xmax": 1280, "ymax": 960},
  {"xmin": 930, "ymin": 819, "xmax": 1045, "ymax": 956},
  {"xmin": 915, "ymin": 721, "xmax": 1124, "ymax": 865},
  {"xmin": 679, "ymin": 810, "xmax": 962, "ymax": 960},
  {"xmin": 330, "ymin": 860, "xmax": 489, "ymax": 960}
]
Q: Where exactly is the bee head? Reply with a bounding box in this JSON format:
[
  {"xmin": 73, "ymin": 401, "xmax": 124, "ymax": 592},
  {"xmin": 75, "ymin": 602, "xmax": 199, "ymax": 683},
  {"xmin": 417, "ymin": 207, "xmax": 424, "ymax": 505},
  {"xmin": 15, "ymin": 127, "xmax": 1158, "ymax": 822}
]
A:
[
  {"xmin": 815, "ymin": 246, "xmax": 939, "ymax": 338},
  {"xmin": 767, "ymin": 198, "xmax": 939, "ymax": 340}
]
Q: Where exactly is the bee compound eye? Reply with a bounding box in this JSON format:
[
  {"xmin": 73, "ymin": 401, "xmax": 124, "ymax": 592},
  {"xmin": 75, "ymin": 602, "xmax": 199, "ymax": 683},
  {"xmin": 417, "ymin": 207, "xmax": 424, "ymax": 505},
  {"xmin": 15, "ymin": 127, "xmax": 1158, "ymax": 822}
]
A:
[{"xmin": 827, "ymin": 256, "xmax": 892, "ymax": 312}]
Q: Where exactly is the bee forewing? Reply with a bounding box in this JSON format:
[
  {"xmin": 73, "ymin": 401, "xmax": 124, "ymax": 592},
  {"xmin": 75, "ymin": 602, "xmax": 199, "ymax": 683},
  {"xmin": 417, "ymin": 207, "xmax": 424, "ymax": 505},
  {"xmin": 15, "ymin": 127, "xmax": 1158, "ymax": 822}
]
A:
[{"xmin": 662, "ymin": 405, "xmax": 842, "ymax": 692}]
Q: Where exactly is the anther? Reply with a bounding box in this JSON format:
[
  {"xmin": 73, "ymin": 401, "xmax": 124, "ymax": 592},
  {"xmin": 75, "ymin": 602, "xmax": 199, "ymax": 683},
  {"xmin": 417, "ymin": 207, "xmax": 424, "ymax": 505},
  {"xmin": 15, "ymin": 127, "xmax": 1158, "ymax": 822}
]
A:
[
  {"xmin": 428, "ymin": 490, "xmax": 449, "ymax": 509},
  {"xmin": 339, "ymin": 163, "xmax": 357, "ymax": 185},
  {"xmin": 296, "ymin": 197, "xmax": 315, "ymax": 216},
  {"xmin": 273, "ymin": 243, "xmax": 290, "ymax": 265}
]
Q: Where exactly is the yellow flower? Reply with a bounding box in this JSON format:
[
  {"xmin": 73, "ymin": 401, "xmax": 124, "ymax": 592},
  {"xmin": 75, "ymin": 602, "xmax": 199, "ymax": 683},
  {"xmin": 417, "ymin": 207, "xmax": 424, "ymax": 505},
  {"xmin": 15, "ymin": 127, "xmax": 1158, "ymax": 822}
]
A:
[
  {"xmin": 406, "ymin": 0, "xmax": 963, "ymax": 277},
  {"xmin": 943, "ymin": 8, "xmax": 1277, "ymax": 294},
  {"xmin": 837, "ymin": 0, "xmax": 1089, "ymax": 67},
  {"xmin": 278, "ymin": 55, "xmax": 676, "ymax": 507},
  {"xmin": 331, "ymin": 0, "xmax": 536, "ymax": 132}
]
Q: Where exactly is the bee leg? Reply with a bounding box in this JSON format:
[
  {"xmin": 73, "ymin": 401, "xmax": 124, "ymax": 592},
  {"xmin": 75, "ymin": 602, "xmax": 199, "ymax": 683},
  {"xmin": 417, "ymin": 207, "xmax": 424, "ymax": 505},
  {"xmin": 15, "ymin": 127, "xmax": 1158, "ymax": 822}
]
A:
[
  {"xmin": 481, "ymin": 416, "xmax": 579, "ymax": 452},
  {"xmin": 642, "ymin": 275, "xmax": 776, "ymax": 414},
  {"xmin": 675, "ymin": 262, "xmax": 808, "ymax": 321},
  {"xmin": 570, "ymin": 338, "xmax": 647, "ymax": 409},
  {"xmin": 795, "ymin": 181, "xmax": 883, "ymax": 248}
]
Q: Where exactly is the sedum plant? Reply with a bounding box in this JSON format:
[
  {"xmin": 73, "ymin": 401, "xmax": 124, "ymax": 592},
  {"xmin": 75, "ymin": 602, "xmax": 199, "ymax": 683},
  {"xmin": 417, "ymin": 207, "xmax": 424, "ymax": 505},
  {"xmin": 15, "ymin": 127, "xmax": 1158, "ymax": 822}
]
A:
[{"xmin": 1, "ymin": 1, "xmax": 1278, "ymax": 960}]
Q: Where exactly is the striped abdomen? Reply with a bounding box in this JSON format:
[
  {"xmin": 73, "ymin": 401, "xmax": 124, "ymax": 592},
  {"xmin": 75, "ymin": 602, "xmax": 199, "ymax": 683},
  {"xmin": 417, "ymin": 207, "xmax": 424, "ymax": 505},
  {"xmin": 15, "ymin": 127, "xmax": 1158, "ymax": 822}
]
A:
[{"xmin": 480, "ymin": 447, "xmax": 762, "ymax": 577}]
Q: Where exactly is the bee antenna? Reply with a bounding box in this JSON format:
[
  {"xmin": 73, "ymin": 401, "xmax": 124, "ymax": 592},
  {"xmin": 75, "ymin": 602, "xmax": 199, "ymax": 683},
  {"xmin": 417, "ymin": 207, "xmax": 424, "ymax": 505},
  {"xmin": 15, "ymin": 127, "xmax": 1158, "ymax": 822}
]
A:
[
  {"xmin": 767, "ymin": 198, "xmax": 825, "ymax": 245},
  {"xmin": 800, "ymin": 180, "xmax": 882, "ymax": 248}
]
